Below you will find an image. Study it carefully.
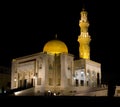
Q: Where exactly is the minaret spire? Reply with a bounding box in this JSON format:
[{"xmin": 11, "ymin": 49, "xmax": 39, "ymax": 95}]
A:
[{"xmin": 77, "ymin": 8, "xmax": 91, "ymax": 59}]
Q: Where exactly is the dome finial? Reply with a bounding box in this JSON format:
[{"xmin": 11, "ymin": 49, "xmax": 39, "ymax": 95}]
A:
[{"xmin": 55, "ymin": 34, "xmax": 57, "ymax": 39}]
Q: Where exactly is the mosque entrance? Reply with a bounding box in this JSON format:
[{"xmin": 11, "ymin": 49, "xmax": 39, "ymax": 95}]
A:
[
  {"xmin": 80, "ymin": 80, "xmax": 84, "ymax": 86},
  {"xmin": 75, "ymin": 79, "xmax": 79, "ymax": 86},
  {"xmin": 97, "ymin": 73, "xmax": 100, "ymax": 87},
  {"xmin": 23, "ymin": 79, "xmax": 27, "ymax": 88}
]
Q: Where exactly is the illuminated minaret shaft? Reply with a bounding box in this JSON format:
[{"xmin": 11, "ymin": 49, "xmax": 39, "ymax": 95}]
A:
[{"xmin": 78, "ymin": 9, "xmax": 91, "ymax": 59}]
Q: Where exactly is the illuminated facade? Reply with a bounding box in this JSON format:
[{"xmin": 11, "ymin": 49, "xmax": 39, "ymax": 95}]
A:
[
  {"xmin": 11, "ymin": 9, "xmax": 101, "ymax": 96},
  {"xmin": 11, "ymin": 51, "xmax": 74, "ymax": 95}
]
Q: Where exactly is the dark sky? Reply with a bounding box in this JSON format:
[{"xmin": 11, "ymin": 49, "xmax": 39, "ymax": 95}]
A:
[
  {"xmin": 0, "ymin": 1, "xmax": 120, "ymax": 83},
  {"xmin": 0, "ymin": 1, "xmax": 97, "ymax": 65}
]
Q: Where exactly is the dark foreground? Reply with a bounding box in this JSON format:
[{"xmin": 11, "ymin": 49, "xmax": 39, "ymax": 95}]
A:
[{"xmin": 0, "ymin": 96, "xmax": 120, "ymax": 106}]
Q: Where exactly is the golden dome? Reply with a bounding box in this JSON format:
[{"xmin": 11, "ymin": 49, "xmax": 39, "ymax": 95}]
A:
[{"xmin": 43, "ymin": 39, "xmax": 68, "ymax": 54}]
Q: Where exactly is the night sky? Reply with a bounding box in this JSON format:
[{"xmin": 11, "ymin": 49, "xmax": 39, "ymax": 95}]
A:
[{"xmin": 0, "ymin": 1, "xmax": 120, "ymax": 84}]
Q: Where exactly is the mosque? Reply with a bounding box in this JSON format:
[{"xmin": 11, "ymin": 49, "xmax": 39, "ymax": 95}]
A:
[{"xmin": 11, "ymin": 9, "xmax": 101, "ymax": 96}]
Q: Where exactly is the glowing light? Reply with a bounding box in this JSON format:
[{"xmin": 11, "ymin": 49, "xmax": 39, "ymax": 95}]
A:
[
  {"xmin": 33, "ymin": 76, "xmax": 36, "ymax": 79},
  {"xmin": 53, "ymin": 93, "xmax": 56, "ymax": 96},
  {"xmin": 14, "ymin": 91, "xmax": 22, "ymax": 96},
  {"xmin": 48, "ymin": 90, "xmax": 51, "ymax": 93},
  {"xmin": 81, "ymin": 72, "xmax": 84, "ymax": 74}
]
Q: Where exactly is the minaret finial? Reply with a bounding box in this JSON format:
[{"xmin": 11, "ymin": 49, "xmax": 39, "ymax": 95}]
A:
[
  {"xmin": 81, "ymin": 0, "xmax": 85, "ymax": 10},
  {"xmin": 82, "ymin": 7, "xmax": 85, "ymax": 11}
]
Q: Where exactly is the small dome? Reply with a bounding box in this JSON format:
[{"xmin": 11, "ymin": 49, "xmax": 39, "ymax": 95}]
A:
[{"xmin": 43, "ymin": 39, "xmax": 68, "ymax": 54}]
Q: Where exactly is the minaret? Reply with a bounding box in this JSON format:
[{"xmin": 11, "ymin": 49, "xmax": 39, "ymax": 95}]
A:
[{"xmin": 78, "ymin": 8, "xmax": 91, "ymax": 59}]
